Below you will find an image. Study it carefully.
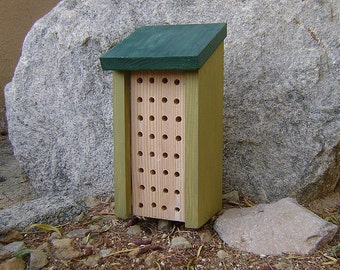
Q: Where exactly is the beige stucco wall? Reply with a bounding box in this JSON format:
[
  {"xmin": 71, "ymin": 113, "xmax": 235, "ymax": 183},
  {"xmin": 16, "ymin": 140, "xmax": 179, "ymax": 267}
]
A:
[{"xmin": 0, "ymin": 0, "xmax": 60, "ymax": 133}]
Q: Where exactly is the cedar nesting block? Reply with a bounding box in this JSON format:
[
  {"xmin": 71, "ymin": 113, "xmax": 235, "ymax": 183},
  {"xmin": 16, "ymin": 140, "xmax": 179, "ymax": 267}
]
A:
[{"xmin": 100, "ymin": 23, "xmax": 227, "ymax": 228}]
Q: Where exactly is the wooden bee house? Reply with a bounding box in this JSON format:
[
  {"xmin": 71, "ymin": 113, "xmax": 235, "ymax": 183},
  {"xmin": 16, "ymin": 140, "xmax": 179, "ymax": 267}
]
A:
[{"xmin": 100, "ymin": 23, "xmax": 227, "ymax": 228}]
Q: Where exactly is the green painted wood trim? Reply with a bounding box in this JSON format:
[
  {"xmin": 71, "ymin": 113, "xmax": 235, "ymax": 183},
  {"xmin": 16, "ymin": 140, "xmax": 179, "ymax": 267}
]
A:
[
  {"xmin": 100, "ymin": 23, "xmax": 227, "ymax": 71},
  {"xmin": 184, "ymin": 44, "xmax": 224, "ymax": 228},
  {"xmin": 113, "ymin": 71, "xmax": 132, "ymax": 219}
]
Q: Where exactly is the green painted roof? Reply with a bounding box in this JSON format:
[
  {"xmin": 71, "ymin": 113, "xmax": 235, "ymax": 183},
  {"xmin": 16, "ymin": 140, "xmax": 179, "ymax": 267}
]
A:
[{"xmin": 100, "ymin": 23, "xmax": 227, "ymax": 71}]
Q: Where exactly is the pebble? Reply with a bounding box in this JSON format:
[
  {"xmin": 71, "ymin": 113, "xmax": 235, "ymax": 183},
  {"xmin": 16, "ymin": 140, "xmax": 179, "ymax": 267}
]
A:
[
  {"xmin": 0, "ymin": 250, "xmax": 11, "ymax": 261},
  {"xmin": 170, "ymin": 237, "xmax": 191, "ymax": 249},
  {"xmin": 51, "ymin": 238, "xmax": 82, "ymax": 260},
  {"xmin": 99, "ymin": 249, "xmax": 113, "ymax": 258},
  {"xmin": 222, "ymin": 190, "xmax": 240, "ymax": 205},
  {"xmin": 2, "ymin": 241, "xmax": 25, "ymax": 254},
  {"xmin": 0, "ymin": 230, "xmax": 23, "ymax": 244},
  {"xmin": 66, "ymin": 228, "xmax": 91, "ymax": 238},
  {"xmin": 0, "ymin": 257, "xmax": 25, "ymax": 270},
  {"xmin": 29, "ymin": 249, "xmax": 48, "ymax": 270},
  {"xmin": 217, "ymin": 250, "xmax": 228, "ymax": 260},
  {"xmin": 48, "ymin": 232, "xmax": 61, "ymax": 241},
  {"xmin": 199, "ymin": 231, "xmax": 213, "ymax": 243},
  {"xmin": 83, "ymin": 255, "xmax": 101, "ymax": 267},
  {"xmin": 157, "ymin": 220, "xmax": 172, "ymax": 231},
  {"xmin": 127, "ymin": 225, "xmax": 142, "ymax": 235},
  {"xmin": 83, "ymin": 196, "xmax": 101, "ymax": 208},
  {"xmin": 144, "ymin": 251, "xmax": 158, "ymax": 267}
]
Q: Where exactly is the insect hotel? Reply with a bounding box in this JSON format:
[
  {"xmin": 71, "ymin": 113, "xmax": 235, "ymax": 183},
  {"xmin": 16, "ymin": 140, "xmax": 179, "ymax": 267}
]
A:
[{"xmin": 100, "ymin": 23, "xmax": 227, "ymax": 228}]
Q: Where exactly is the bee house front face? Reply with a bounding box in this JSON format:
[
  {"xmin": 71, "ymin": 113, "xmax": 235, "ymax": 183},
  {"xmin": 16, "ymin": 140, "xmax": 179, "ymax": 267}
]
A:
[
  {"xmin": 131, "ymin": 71, "xmax": 185, "ymax": 221},
  {"xmin": 100, "ymin": 23, "xmax": 227, "ymax": 228}
]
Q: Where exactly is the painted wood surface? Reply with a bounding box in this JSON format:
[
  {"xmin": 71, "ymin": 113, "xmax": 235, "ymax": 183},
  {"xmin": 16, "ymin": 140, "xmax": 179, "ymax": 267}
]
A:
[
  {"xmin": 100, "ymin": 23, "xmax": 227, "ymax": 71},
  {"xmin": 184, "ymin": 44, "xmax": 224, "ymax": 228},
  {"xmin": 112, "ymin": 71, "xmax": 132, "ymax": 218}
]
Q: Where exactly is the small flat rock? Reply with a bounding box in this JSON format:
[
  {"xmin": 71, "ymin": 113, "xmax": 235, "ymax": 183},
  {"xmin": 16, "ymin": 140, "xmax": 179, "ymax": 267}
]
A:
[
  {"xmin": 0, "ymin": 257, "xmax": 25, "ymax": 270},
  {"xmin": 83, "ymin": 255, "xmax": 100, "ymax": 267},
  {"xmin": 66, "ymin": 228, "xmax": 91, "ymax": 238},
  {"xmin": 2, "ymin": 241, "xmax": 25, "ymax": 254},
  {"xmin": 29, "ymin": 249, "xmax": 48, "ymax": 270},
  {"xmin": 145, "ymin": 251, "xmax": 157, "ymax": 267},
  {"xmin": 51, "ymin": 238, "xmax": 82, "ymax": 260},
  {"xmin": 199, "ymin": 231, "xmax": 213, "ymax": 243},
  {"xmin": 170, "ymin": 237, "xmax": 191, "ymax": 249},
  {"xmin": 0, "ymin": 230, "xmax": 23, "ymax": 244},
  {"xmin": 157, "ymin": 220, "xmax": 172, "ymax": 231},
  {"xmin": 0, "ymin": 250, "xmax": 11, "ymax": 261},
  {"xmin": 222, "ymin": 191, "xmax": 240, "ymax": 205},
  {"xmin": 99, "ymin": 249, "xmax": 112, "ymax": 258},
  {"xmin": 216, "ymin": 250, "xmax": 228, "ymax": 260},
  {"xmin": 214, "ymin": 198, "xmax": 338, "ymax": 255},
  {"xmin": 83, "ymin": 197, "xmax": 101, "ymax": 208},
  {"xmin": 127, "ymin": 225, "xmax": 142, "ymax": 235}
]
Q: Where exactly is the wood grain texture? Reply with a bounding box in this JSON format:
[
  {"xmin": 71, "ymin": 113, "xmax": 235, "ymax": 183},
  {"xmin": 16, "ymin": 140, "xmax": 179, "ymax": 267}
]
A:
[
  {"xmin": 184, "ymin": 44, "xmax": 224, "ymax": 228},
  {"xmin": 100, "ymin": 23, "xmax": 227, "ymax": 71},
  {"xmin": 130, "ymin": 71, "xmax": 185, "ymax": 221},
  {"xmin": 112, "ymin": 71, "xmax": 132, "ymax": 218}
]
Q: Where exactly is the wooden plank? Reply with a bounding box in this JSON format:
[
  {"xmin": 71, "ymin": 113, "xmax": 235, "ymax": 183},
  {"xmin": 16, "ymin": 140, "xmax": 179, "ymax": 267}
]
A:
[
  {"xmin": 184, "ymin": 71, "xmax": 199, "ymax": 227},
  {"xmin": 196, "ymin": 43, "xmax": 223, "ymax": 226},
  {"xmin": 112, "ymin": 71, "xmax": 132, "ymax": 218},
  {"xmin": 100, "ymin": 23, "xmax": 227, "ymax": 71},
  {"xmin": 130, "ymin": 71, "xmax": 185, "ymax": 222},
  {"xmin": 184, "ymin": 44, "xmax": 224, "ymax": 228}
]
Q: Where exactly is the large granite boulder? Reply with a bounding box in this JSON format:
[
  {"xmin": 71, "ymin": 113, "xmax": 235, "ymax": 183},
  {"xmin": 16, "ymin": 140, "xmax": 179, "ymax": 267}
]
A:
[{"xmin": 5, "ymin": 0, "xmax": 339, "ymax": 201}]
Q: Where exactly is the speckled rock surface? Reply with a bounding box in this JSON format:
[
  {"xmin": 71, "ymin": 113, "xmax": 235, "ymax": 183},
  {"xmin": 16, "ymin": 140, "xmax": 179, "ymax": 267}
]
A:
[
  {"xmin": 214, "ymin": 198, "xmax": 338, "ymax": 255},
  {"xmin": 0, "ymin": 195, "xmax": 86, "ymax": 232},
  {"xmin": 4, "ymin": 0, "xmax": 339, "ymax": 202}
]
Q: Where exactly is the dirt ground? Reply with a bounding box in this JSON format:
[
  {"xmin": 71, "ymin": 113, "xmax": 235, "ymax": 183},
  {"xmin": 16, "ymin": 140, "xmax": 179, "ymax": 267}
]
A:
[
  {"xmin": 20, "ymin": 195, "xmax": 340, "ymax": 269},
  {"xmin": 1, "ymin": 133, "xmax": 340, "ymax": 269}
]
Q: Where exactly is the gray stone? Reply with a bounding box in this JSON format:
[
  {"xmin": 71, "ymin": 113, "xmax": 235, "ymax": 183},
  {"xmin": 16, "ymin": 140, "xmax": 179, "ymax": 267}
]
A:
[
  {"xmin": 216, "ymin": 250, "xmax": 228, "ymax": 260},
  {"xmin": 170, "ymin": 236, "xmax": 191, "ymax": 249},
  {"xmin": 51, "ymin": 238, "xmax": 82, "ymax": 260},
  {"xmin": 214, "ymin": 198, "xmax": 338, "ymax": 255},
  {"xmin": 4, "ymin": 0, "xmax": 339, "ymax": 202},
  {"xmin": 199, "ymin": 231, "xmax": 213, "ymax": 243},
  {"xmin": 127, "ymin": 225, "xmax": 142, "ymax": 235},
  {"xmin": 144, "ymin": 251, "xmax": 158, "ymax": 267},
  {"xmin": 66, "ymin": 228, "xmax": 90, "ymax": 238},
  {"xmin": 29, "ymin": 249, "xmax": 48, "ymax": 270},
  {"xmin": 0, "ymin": 230, "xmax": 23, "ymax": 244},
  {"xmin": 1, "ymin": 241, "xmax": 25, "ymax": 254},
  {"xmin": 0, "ymin": 195, "xmax": 86, "ymax": 232},
  {"xmin": 99, "ymin": 249, "xmax": 112, "ymax": 258},
  {"xmin": 222, "ymin": 191, "xmax": 240, "ymax": 205},
  {"xmin": 0, "ymin": 250, "xmax": 11, "ymax": 262},
  {"xmin": 83, "ymin": 255, "xmax": 100, "ymax": 267},
  {"xmin": 157, "ymin": 220, "xmax": 172, "ymax": 231},
  {"xmin": 83, "ymin": 196, "xmax": 102, "ymax": 208},
  {"xmin": 0, "ymin": 257, "xmax": 25, "ymax": 270}
]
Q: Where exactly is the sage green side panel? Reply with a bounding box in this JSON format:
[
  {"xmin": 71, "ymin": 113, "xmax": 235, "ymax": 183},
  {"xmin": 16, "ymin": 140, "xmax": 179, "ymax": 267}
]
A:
[
  {"xmin": 185, "ymin": 44, "xmax": 224, "ymax": 228},
  {"xmin": 184, "ymin": 71, "xmax": 199, "ymax": 227},
  {"xmin": 113, "ymin": 71, "xmax": 132, "ymax": 218}
]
